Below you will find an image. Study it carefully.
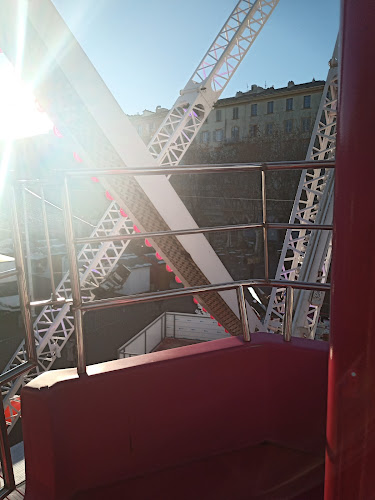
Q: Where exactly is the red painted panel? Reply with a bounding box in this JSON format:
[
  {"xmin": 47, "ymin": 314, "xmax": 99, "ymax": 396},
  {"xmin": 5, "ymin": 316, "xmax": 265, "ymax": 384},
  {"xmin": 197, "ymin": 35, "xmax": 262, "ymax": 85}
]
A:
[
  {"xmin": 21, "ymin": 334, "xmax": 328, "ymax": 499},
  {"xmin": 325, "ymin": 1, "xmax": 375, "ymax": 498}
]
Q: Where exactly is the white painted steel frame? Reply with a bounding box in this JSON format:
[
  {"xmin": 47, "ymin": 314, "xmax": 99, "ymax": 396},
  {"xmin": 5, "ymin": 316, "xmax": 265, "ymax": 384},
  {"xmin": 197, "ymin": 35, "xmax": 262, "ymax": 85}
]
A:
[
  {"xmin": 148, "ymin": 0, "xmax": 279, "ymax": 166},
  {"xmin": 264, "ymin": 42, "xmax": 338, "ymax": 337},
  {"xmin": 0, "ymin": 0, "xmax": 278, "ymax": 431}
]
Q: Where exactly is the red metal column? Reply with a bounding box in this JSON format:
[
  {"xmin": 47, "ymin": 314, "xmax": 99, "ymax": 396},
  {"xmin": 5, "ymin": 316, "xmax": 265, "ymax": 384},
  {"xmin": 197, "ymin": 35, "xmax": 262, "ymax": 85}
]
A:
[{"xmin": 325, "ymin": 1, "xmax": 375, "ymax": 498}]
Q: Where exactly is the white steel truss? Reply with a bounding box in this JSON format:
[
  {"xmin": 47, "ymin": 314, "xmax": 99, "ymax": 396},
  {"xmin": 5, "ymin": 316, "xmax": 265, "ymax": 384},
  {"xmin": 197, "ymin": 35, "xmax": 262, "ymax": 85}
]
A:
[
  {"xmin": 148, "ymin": 0, "xmax": 279, "ymax": 166},
  {"xmin": 264, "ymin": 42, "xmax": 338, "ymax": 337},
  {"xmin": 2, "ymin": 201, "xmax": 134, "ymax": 430},
  {"xmin": 2, "ymin": 0, "xmax": 279, "ymax": 431}
]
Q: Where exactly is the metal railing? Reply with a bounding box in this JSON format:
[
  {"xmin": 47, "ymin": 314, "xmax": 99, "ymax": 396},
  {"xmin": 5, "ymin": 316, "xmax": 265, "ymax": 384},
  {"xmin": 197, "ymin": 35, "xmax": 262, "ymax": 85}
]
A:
[
  {"xmin": 0, "ymin": 159, "xmax": 334, "ymax": 497},
  {"xmin": 59, "ymin": 159, "xmax": 334, "ymax": 375},
  {"xmin": 0, "ymin": 188, "xmax": 37, "ymax": 499}
]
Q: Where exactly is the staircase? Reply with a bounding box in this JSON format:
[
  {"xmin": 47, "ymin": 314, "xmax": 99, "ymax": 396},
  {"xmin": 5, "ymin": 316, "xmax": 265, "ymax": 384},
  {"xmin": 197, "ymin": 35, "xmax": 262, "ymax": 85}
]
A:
[{"xmin": 118, "ymin": 312, "xmax": 230, "ymax": 358}]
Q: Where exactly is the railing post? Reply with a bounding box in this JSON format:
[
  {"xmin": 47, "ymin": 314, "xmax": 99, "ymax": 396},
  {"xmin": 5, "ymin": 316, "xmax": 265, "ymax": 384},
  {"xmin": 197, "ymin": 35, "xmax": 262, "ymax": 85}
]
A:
[
  {"xmin": 282, "ymin": 287, "xmax": 293, "ymax": 342},
  {"xmin": 62, "ymin": 177, "xmax": 86, "ymax": 375},
  {"xmin": 261, "ymin": 165, "xmax": 269, "ymax": 281},
  {"xmin": 40, "ymin": 184, "xmax": 57, "ymax": 301},
  {"xmin": 236, "ymin": 285, "xmax": 251, "ymax": 342},
  {"xmin": 10, "ymin": 186, "xmax": 37, "ymax": 365},
  {"xmin": 22, "ymin": 187, "xmax": 35, "ymax": 316}
]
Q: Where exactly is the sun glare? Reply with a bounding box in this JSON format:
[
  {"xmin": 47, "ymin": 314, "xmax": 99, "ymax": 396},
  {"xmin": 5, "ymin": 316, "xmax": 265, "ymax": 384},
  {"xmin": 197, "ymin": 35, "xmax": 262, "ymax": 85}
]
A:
[{"xmin": 0, "ymin": 53, "xmax": 53, "ymax": 140}]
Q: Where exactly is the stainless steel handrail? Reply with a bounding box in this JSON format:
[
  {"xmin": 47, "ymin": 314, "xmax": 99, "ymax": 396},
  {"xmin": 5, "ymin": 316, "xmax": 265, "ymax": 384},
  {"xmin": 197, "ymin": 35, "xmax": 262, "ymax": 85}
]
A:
[
  {"xmin": 59, "ymin": 159, "xmax": 335, "ymax": 177},
  {"xmin": 75, "ymin": 222, "xmax": 333, "ymax": 246},
  {"xmin": 79, "ymin": 279, "xmax": 330, "ymax": 313},
  {"xmin": 62, "ymin": 177, "xmax": 86, "ymax": 375},
  {"xmin": 0, "ymin": 158, "xmax": 334, "ymax": 497},
  {"xmin": 60, "ymin": 159, "xmax": 334, "ymax": 375},
  {"xmin": 0, "ymin": 188, "xmax": 38, "ymax": 497},
  {"xmin": 40, "ymin": 185, "xmax": 57, "ymax": 301},
  {"xmin": 283, "ymin": 288, "xmax": 294, "ymax": 342},
  {"xmin": 261, "ymin": 168, "xmax": 269, "ymax": 281},
  {"xmin": 10, "ymin": 188, "xmax": 37, "ymax": 367}
]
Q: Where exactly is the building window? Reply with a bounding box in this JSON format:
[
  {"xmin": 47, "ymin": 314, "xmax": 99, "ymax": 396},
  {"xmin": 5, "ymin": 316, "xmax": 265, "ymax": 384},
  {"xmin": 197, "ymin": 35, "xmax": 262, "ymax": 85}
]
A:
[
  {"xmin": 216, "ymin": 109, "xmax": 222, "ymax": 122},
  {"xmin": 286, "ymin": 98, "xmax": 293, "ymax": 111},
  {"xmin": 267, "ymin": 101, "xmax": 274, "ymax": 114},
  {"xmin": 303, "ymin": 95, "xmax": 311, "ymax": 108},
  {"xmin": 249, "ymin": 124, "xmax": 258, "ymax": 138},
  {"xmin": 285, "ymin": 119, "xmax": 293, "ymax": 133},
  {"xmin": 137, "ymin": 125, "xmax": 142, "ymax": 136},
  {"xmin": 251, "ymin": 103, "xmax": 257, "ymax": 116},
  {"xmin": 201, "ymin": 131, "xmax": 210, "ymax": 143},
  {"xmin": 302, "ymin": 117, "xmax": 311, "ymax": 132},
  {"xmin": 233, "ymin": 107, "xmax": 239, "ymax": 119},
  {"xmin": 231, "ymin": 126, "xmax": 240, "ymax": 141},
  {"xmin": 214, "ymin": 129, "xmax": 224, "ymax": 142},
  {"xmin": 266, "ymin": 123, "xmax": 273, "ymax": 135}
]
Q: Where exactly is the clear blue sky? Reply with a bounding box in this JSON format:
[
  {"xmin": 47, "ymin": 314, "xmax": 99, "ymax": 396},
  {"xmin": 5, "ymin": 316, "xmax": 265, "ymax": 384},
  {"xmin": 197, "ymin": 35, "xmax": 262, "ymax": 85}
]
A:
[{"xmin": 51, "ymin": 0, "xmax": 340, "ymax": 116}]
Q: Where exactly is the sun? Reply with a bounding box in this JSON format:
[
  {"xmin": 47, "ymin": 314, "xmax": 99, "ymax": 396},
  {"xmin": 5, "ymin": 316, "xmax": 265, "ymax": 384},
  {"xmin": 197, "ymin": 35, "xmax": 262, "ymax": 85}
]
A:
[{"xmin": 0, "ymin": 52, "xmax": 53, "ymax": 140}]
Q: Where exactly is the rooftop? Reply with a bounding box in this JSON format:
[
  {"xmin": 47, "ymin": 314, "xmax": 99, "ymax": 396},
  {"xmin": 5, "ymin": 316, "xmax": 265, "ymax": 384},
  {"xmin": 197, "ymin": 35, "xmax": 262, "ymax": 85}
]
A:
[{"xmin": 217, "ymin": 79, "xmax": 325, "ymax": 106}]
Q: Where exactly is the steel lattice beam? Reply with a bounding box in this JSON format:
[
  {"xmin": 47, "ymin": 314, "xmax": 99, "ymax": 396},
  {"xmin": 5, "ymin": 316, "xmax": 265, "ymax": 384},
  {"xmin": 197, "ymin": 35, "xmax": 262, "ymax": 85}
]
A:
[
  {"xmin": 264, "ymin": 41, "xmax": 338, "ymax": 337},
  {"xmin": 148, "ymin": 0, "xmax": 279, "ymax": 166}
]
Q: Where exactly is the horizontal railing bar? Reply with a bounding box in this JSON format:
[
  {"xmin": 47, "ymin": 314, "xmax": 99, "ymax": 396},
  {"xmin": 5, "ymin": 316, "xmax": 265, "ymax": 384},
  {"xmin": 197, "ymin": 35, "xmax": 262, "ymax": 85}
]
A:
[
  {"xmin": 0, "ymin": 268, "xmax": 17, "ymax": 280},
  {"xmin": 76, "ymin": 222, "xmax": 333, "ymax": 245},
  {"xmin": 30, "ymin": 297, "xmax": 73, "ymax": 308},
  {"xmin": 57, "ymin": 160, "xmax": 335, "ymax": 178},
  {"xmin": 0, "ymin": 360, "xmax": 35, "ymax": 385},
  {"xmin": 80, "ymin": 279, "xmax": 331, "ymax": 313},
  {"xmin": 270, "ymin": 223, "xmax": 333, "ymax": 230},
  {"xmin": 76, "ymin": 223, "xmax": 262, "ymax": 244}
]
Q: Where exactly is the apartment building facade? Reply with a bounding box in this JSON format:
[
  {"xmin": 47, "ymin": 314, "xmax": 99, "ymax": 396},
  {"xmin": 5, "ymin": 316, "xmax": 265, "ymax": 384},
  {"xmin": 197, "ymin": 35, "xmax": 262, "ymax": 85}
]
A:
[
  {"xmin": 197, "ymin": 80, "xmax": 324, "ymax": 149},
  {"xmin": 128, "ymin": 79, "xmax": 324, "ymax": 163}
]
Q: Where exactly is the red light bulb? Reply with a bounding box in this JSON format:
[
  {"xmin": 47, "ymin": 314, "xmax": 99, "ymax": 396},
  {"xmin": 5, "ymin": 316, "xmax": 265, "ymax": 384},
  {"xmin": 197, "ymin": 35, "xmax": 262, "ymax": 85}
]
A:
[
  {"xmin": 53, "ymin": 126, "xmax": 63, "ymax": 138},
  {"xmin": 35, "ymin": 100, "xmax": 44, "ymax": 113},
  {"xmin": 73, "ymin": 152, "xmax": 82, "ymax": 163}
]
